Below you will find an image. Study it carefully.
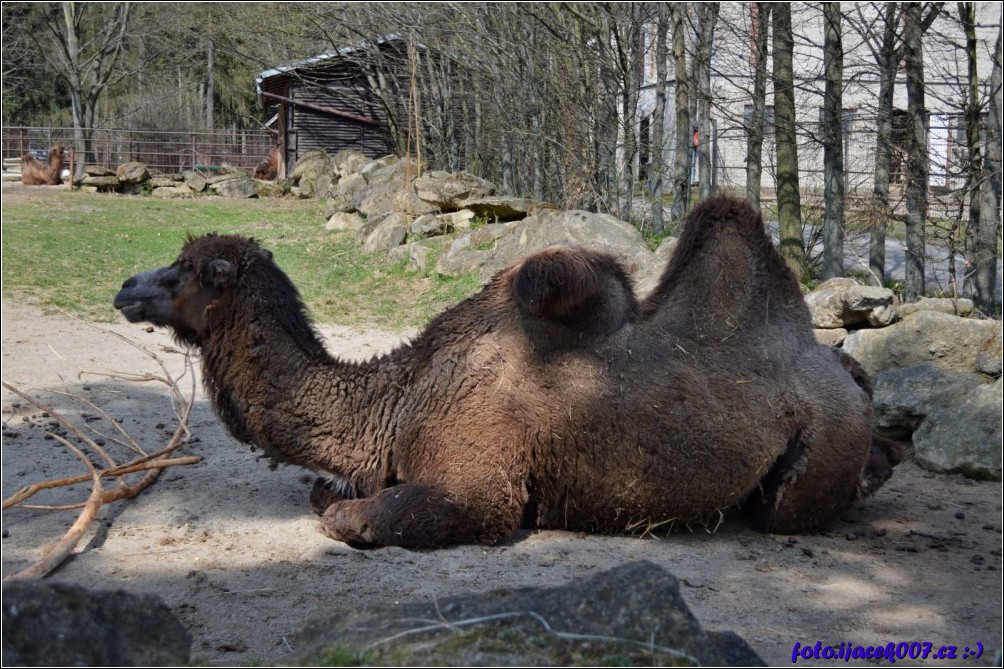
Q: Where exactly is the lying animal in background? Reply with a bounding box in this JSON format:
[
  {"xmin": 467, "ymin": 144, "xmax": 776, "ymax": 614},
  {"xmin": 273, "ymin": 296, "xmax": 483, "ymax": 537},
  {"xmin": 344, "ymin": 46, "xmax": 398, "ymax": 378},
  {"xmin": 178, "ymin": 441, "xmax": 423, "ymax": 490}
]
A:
[
  {"xmin": 21, "ymin": 146, "xmax": 65, "ymax": 185},
  {"xmin": 113, "ymin": 195, "xmax": 897, "ymax": 549},
  {"xmin": 253, "ymin": 145, "xmax": 280, "ymax": 180}
]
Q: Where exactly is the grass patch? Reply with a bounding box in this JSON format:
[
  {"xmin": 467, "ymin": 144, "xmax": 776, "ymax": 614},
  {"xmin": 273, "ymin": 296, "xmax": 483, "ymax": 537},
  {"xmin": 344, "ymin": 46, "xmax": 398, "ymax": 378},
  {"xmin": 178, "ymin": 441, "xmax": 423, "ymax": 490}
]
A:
[{"xmin": 1, "ymin": 189, "xmax": 481, "ymax": 330}]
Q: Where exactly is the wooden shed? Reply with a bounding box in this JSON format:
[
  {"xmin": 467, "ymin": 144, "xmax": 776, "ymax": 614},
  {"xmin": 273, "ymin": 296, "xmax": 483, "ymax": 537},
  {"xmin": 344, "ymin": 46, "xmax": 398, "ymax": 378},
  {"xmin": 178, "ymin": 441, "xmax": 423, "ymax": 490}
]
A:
[{"xmin": 255, "ymin": 35, "xmax": 410, "ymax": 178}]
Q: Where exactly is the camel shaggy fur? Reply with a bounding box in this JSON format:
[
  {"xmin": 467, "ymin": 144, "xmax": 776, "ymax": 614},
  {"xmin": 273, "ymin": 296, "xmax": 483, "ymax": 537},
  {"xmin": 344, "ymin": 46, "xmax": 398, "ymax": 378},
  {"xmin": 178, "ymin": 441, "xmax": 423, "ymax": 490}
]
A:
[
  {"xmin": 253, "ymin": 146, "xmax": 280, "ymax": 180},
  {"xmin": 21, "ymin": 146, "xmax": 65, "ymax": 185},
  {"xmin": 114, "ymin": 195, "xmax": 896, "ymax": 549}
]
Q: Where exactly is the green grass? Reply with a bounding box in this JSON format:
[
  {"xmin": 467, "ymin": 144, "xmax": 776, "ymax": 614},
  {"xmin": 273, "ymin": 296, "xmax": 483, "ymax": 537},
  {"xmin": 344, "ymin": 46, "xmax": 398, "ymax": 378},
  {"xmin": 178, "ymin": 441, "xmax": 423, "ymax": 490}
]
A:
[{"xmin": 1, "ymin": 189, "xmax": 481, "ymax": 330}]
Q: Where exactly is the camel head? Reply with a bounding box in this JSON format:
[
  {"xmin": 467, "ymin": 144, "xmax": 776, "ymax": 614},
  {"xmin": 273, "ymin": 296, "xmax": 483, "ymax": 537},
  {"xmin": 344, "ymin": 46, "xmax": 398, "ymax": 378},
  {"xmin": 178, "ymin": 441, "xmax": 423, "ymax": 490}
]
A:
[
  {"xmin": 48, "ymin": 146, "xmax": 65, "ymax": 165},
  {"xmin": 114, "ymin": 234, "xmax": 276, "ymax": 345}
]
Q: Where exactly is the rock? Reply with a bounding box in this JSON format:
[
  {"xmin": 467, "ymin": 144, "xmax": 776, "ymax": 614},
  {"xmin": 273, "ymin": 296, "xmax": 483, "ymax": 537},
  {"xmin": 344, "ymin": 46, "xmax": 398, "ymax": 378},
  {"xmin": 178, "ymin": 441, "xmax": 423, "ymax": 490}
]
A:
[
  {"xmin": 465, "ymin": 196, "xmax": 537, "ymax": 222},
  {"xmin": 814, "ymin": 328, "xmax": 848, "ymax": 347},
  {"xmin": 332, "ymin": 149, "xmax": 371, "ymax": 177},
  {"xmin": 975, "ymin": 323, "xmax": 1002, "ymax": 377},
  {"xmin": 804, "ymin": 277, "xmax": 897, "ymax": 329},
  {"xmin": 205, "ymin": 171, "xmax": 243, "ymax": 185},
  {"xmin": 210, "ymin": 176, "xmax": 257, "ymax": 199},
  {"xmin": 182, "ymin": 170, "xmax": 207, "ymax": 192},
  {"xmin": 116, "ymin": 161, "xmax": 149, "ymax": 185},
  {"xmin": 842, "ymin": 310, "xmax": 1000, "ymax": 377},
  {"xmin": 290, "ymin": 149, "xmax": 332, "ymax": 182},
  {"xmin": 896, "ymin": 297, "xmax": 975, "ymax": 319},
  {"xmin": 315, "ymin": 172, "xmax": 337, "ymax": 199},
  {"xmin": 324, "ymin": 196, "xmax": 358, "ymax": 216},
  {"xmin": 362, "ymin": 213, "xmax": 409, "ymax": 254},
  {"xmin": 80, "ymin": 175, "xmax": 119, "ymax": 190},
  {"xmin": 413, "ymin": 170, "xmax": 497, "ymax": 209},
  {"xmin": 654, "ymin": 236, "xmax": 679, "ymax": 263},
  {"xmin": 290, "ymin": 561, "xmax": 763, "ymax": 667},
  {"xmin": 478, "ymin": 209, "xmax": 661, "ymax": 292},
  {"xmin": 406, "ymin": 239, "xmax": 443, "ymax": 270},
  {"xmin": 335, "ymin": 173, "xmax": 369, "ymax": 208},
  {"xmin": 254, "ymin": 179, "xmax": 291, "ymax": 198},
  {"xmin": 436, "ymin": 222, "xmax": 524, "ymax": 277},
  {"xmin": 914, "ymin": 379, "xmax": 1003, "ymax": 481},
  {"xmin": 83, "ymin": 164, "xmax": 115, "ymax": 176},
  {"xmin": 1, "ymin": 580, "xmax": 191, "ymax": 666},
  {"xmin": 872, "ymin": 363, "xmax": 986, "ymax": 439},
  {"xmin": 150, "ymin": 185, "xmax": 193, "ymax": 198},
  {"xmin": 325, "ymin": 211, "xmax": 365, "ymax": 232}
]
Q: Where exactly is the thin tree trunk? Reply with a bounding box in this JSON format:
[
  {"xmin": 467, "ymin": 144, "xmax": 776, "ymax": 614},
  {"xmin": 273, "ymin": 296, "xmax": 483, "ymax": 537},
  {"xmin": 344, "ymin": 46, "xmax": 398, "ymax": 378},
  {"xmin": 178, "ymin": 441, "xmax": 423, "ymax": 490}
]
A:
[
  {"xmin": 669, "ymin": 5, "xmax": 690, "ymax": 222},
  {"xmin": 903, "ymin": 3, "xmax": 928, "ymax": 302},
  {"xmin": 974, "ymin": 22, "xmax": 1002, "ymax": 312},
  {"xmin": 648, "ymin": 3, "xmax": 669, "ymax": 235},
  {"xmin": 772, "ymin": 2, "xmax": 808, "ymax": 282},
  {"xmin": 695, "ymin": 3, "xmax": 719, "ymax": 200},
  {"xmin": 206, "ymin": 38, "xmax": 215, "ymax": 132},
  {"xmin": 745, "ymin": 3, "xmax": 771, "ymax": 213},
  {"xmin": 868, "ymin": 3, "xmax": 899, "ymax": 286},
  {"xmin": 822, "ymin": 2, "xmax": 845, "ymax": 280}
]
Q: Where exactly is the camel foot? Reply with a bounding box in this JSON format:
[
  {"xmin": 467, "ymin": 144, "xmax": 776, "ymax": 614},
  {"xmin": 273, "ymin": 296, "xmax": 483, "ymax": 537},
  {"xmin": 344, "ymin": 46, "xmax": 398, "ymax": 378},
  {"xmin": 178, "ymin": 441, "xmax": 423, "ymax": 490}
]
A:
[
  {"xmin": 309, "ymin": 476, "xmax": 357, "ymax": 516},
  {"xmin": 858, "ymin": 436, "xmax": 904, "ymax": 499}
]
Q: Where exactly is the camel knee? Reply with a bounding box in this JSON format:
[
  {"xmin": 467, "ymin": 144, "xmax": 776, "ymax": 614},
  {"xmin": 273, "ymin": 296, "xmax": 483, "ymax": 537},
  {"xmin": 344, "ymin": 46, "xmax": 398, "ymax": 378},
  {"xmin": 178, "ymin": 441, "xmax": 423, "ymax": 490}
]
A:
[{"xmin": 309, "ymin": 475, "xmax": 357, "ymax": 516}]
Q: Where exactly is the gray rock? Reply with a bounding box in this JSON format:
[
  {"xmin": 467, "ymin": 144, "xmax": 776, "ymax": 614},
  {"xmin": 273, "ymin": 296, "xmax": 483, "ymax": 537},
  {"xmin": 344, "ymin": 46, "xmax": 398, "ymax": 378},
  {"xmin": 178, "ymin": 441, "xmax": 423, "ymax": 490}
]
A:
[
  {"xmin": 210, "ymin": 176, "xmax": 257, "ymax": 199},
  {"xmin": 896, "ymin": 297, "xmax": 975, "ymax": 319},
  {"xmin": 291, "ymin": 561, "xmax": 763, "ymax": 667},
  {"xmin": 478, "ymin": 209, "xmax": 661, "ymax": 292},
  {"xmin": 842, "ymin": 310, "xmax": 1000, "ymax": 377},
  {"xmin": 116, "ymin": 161, "xmax": 149, "ymax": 185},
  {"xmin": 148, "ymin": 176, "xmax": 179, "ymax": 188},
  {"xmin": 914, "ymin": 379, "xmax": 1002, "ymax": 481},
  {"xmin": 872, "ymin": 363, "xmax": 986, "ymax": 439},
  {"xmin": 254, "ymin": 179, "xmax": 291, "ymax": 198},
  {"xmin": 332, "ymin": 149, "xmax": 371, "ymax": 177},
  {"xmin": 290, "ymin": 149, "xmax": 332, "ymax": 182},
  {"xmin": 2, "ymin": 580, "xmax": 191, "ymax": 666},
  {"xmin": 436, "ymin": 222, "xmax": 524, "ymax": 277},
  {"xmin": 465, "ymin": 196, "xmax": 537, "ymax": 222},
  {"xmin": 335, "ymin": 172, "xmax": 369, "ymax": 207},
  {"xmin": 804, "ymin": 277, "xmax": 897, "ymax": 329},
  {"xmin": 413, "ymin": 170, "xmax": 497, "ymax": 209},
  {"xmin": 411, "ymin": 213, "xmax": 456, "ymax": 237},
  {"xmin": 150, "ymin": 185, "xmax": 193, "ymax": 198},
  {"xmin": 325, "ymin": 211, "xmax": 365, "ymax": 232},
  {"xmin": 182, "ymin": 170, "xmax": 207, "ymax": 192},
  {"xmin": 975, "ymin": 323, "xmax": 1002, "ymax": 377},
  {"xmin": 315, "ymin": 172, "xmax": 337, "ymax": 199},
  {"xmin": 324, "ymin": 196, "xmax": 358, "ymax": 216},
  {"xmin": 81, "ymin": 175, "xmax": 119, "ymax": 190},
  {"xmin": 363, "ymin": 213, "xmax": 409, "ymax": 254},
  {"xmin": 814, "ymin": 328, "xmax": 849, "ymax": 347},
  {"xmin": 83, "ymin": 164, "xmax": 115, "ymax": 176},
  {"xmin": 406, "ymin": 239, "xmax": 443, "ymax": 270}
]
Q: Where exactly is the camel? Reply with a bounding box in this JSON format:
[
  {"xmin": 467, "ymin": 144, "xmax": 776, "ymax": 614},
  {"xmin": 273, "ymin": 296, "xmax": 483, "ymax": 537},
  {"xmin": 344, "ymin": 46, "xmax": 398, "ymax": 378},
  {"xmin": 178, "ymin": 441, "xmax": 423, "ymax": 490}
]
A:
[
  {"xmin": 114, "ymin": 195, "xmax": 897, "ymax": 549},
  {"xmin": 253, "ymin": 146, "xmax": 280, "ymax": 180},
  {"xmin": 21, "ymin": 146, "xmax": 65, "ymax": 185}
]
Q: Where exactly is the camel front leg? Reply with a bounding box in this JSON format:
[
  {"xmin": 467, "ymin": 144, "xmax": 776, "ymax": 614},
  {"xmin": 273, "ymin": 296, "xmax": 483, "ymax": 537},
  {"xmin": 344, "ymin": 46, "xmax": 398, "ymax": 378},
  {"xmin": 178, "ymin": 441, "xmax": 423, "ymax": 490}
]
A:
[{"xmin": 320, "ymin": 483, "xmax": 521, "ymax": 549}]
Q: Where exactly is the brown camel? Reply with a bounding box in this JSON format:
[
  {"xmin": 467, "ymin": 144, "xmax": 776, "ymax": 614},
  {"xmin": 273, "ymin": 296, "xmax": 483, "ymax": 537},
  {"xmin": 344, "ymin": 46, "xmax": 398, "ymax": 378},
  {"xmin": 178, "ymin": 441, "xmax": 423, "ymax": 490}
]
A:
[
  {"xmin": 21, "ymin": 146, "xmax": 65, "ymax": 185},
  {"xmin": 253, "ymin": 146, "xmax": 280, "ymax": 180},
  {"xmin": 114, "ymin": 195, "xmax": 896, "ymax": 549}
]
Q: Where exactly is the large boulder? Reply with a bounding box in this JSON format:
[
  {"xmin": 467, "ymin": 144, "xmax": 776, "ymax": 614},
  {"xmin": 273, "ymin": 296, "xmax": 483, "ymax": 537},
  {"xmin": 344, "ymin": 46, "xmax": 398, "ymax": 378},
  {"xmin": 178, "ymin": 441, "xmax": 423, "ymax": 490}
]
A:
[
  {"xmin": 182, "ymin": 170, "xmax": 207, "ymax": 192},
  {"xmin": 290, "ymin": 149, "xmax": 334, "ymax": 195},
  {"xmin": 150, "ymin": 185, "xmax": 193, "ymax": 198},
  {"xmin": 413, "ymin": 170, "xmax": 497, "ymax": 209},
  {"xmin": 872, "ymin": 363, "xmax": 986, "ymax": 439},
  {"xmin": 2, "ymin": 581, "xmax": 191, "ymax": 666},
  {"xmin": 332, "ymin": 149, "xmax": 370, "ymax": 178},
  {"xmin": 465, "ymin": 196, "xmax": 537, "ymax": 222},
  {"xmin": 362, "ymin": 213, "xmax": 409, "ymax": 254},
  {"xmin": 975, "ymin": 324, "xmax": 1002, "ymax": 377},
  {"xmin": 116, "ymin": 161, "xmax": 149, "ymax": 185},
  {"xmin": 290, "ymin": 561, "xmax": 763, "ymax": 666},
  {"xmin": 896, "ymin": 296, "xmax": 975, "ymax": 319},
  {"xmin": 842, "ymin": 310, "xmax": 1000, "ymax": 377},
  {"xmin": 335, "ymin": 172, "xmax": 369, "ymax": 208},
  {"xmin": 436, "ymin": 222, "xmax": 524, "ymax": 277},
  {"xmin": 210, "ymin": 176, "xmax": 257, "ymax": 199},
  {"xmin": 325, "ymin": 211, "xmax": 365, "ymax": 232},
  {"xmin": 913, "ymin": 378, "xmax": 1002, "ymax": 481},
  {"xmin": 478, "ymin": 209, "xmax": 662, "ymax": 293},
  {"xmin": 804, "ymin": 277, "xmax": 897, "ymax": 329}
]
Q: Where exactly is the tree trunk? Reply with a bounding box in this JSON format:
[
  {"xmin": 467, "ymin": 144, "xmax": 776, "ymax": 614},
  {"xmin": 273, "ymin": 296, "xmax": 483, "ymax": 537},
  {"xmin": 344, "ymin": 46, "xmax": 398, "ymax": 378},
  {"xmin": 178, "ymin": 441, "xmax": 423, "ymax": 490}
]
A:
[
  {"xmin": 772, "ymin": 2, "xmax": 808, "ymax": 282},
  {"xmin": 822, "ymin": 2, "xmax": 845, "ymax": 280},
  {"xmin": 745, "ymin": 3, "xmax": 771, "ymax": 213},
  {"xmin": 868, "ymin": 3, "xmax": 900, "ymax": 286},
  {"xmin": 648, "ymin": 4, "xmax": 669, "ymax": 235},
  {"xmin": 903, "ymin": 3, "xmax": 928, "ymax": 302},
  {"xmin": 669, "ymin": 5, "xmax": 690, "ymax": 222},
  {"xmin": 206, "ymin": 37, "xmax": 215, "ymax": 132},
  {"xmin": 974, "ymin": 21, "xmax": 1002, "ymax": 312},
  {"xmin": 694, "ymin": 3, "xmax": 719, "ymax": 200}
]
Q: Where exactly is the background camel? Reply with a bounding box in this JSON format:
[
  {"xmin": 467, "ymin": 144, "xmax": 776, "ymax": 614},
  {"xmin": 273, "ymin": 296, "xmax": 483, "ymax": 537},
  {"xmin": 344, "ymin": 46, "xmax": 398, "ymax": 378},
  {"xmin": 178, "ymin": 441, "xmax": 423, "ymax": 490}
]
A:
[
  {"xmin": 253, "ymin": 146, "xmax": 280, "ymax": 180},
  {"xmin": 114, "ymin": 195, "xmax": 894, "ymax": 549},
  {"xmin": 20, "ymin": 146, "xmax": 65, "ymax": 185}
]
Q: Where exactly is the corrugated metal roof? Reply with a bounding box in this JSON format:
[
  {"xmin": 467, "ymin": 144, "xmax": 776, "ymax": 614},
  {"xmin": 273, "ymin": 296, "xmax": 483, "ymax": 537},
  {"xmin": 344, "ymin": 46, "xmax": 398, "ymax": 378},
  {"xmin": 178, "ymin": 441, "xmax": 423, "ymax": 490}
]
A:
[{"xmin": 255, "ymin": 33, "xmax": 403, "ymax": 94}]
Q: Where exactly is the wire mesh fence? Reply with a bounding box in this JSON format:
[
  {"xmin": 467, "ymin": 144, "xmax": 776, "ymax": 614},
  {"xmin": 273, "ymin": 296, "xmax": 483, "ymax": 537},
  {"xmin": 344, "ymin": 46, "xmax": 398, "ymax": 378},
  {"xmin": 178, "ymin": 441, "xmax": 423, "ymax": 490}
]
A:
[{"xmin": 2, "ymin": 126, "xmax": 276, "ymax": 176}]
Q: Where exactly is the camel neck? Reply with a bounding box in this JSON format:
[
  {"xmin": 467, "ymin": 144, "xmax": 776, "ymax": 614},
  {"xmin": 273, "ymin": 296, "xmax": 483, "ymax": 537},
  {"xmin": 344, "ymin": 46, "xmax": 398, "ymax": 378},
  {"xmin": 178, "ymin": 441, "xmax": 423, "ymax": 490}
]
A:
[{"xmin": 199, "ymin": 300, "xmax": 405, "ymax": 492}]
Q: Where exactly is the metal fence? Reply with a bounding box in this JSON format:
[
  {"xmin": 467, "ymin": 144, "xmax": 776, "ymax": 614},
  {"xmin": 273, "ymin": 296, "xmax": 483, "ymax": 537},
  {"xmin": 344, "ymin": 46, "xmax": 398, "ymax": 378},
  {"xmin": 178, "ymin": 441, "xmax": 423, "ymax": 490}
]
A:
[{"xmin": 2, "ymin": 126, "xmax": 276, "ymax": 175}]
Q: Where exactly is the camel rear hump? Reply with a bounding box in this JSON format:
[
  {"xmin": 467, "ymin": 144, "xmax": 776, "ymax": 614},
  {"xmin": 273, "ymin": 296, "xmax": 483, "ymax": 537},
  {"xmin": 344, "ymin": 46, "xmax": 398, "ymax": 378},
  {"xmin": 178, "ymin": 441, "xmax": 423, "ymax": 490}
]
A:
[{"xmin": 641, "ymin": 196, "xmax": 811, "ymax": 340}]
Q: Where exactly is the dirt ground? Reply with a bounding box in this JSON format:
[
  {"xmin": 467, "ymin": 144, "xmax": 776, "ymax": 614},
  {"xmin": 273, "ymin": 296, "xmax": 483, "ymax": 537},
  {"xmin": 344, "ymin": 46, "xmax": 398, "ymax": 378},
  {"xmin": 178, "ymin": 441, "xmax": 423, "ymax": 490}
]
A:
[{"xmin": 2, "ymin": 298, "xmax": 1002, "ymax": 666}]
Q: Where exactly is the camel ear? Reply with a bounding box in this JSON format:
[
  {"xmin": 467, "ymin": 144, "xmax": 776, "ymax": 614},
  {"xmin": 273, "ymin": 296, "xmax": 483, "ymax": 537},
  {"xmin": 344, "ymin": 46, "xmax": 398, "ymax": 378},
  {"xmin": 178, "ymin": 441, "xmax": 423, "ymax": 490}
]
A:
[
  {"xmin": 203, "ymin": 258, "xmax": 235, "ymax": 288},
  {"xmin": 259, "ymin": 248, "xmax": 274, "ymax": 261}
]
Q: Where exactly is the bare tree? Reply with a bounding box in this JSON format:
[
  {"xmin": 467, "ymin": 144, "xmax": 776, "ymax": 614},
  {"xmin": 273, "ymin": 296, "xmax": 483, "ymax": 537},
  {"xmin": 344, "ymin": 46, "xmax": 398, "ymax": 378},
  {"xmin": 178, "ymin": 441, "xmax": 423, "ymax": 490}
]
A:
[
  {"xmin": 745, "ymin": 3, "xmax": 772, "ymax": 214},
  {"xmin": 648, "ymin": 3, "xmax": 669, "ymax": 235},
  {"xmin": 972, "ymin": 16, "xmax": 1002, "ymax": 312},
  {"xmin": 903, "ymin": 3, "xmax": 930, "ymax": 301},
  {"xmin": 773, "ymin": 2, "xmax": 808, "ymax": 282},
  {"xmin": 692, "ymin": 3, "xmax": 719, "ymax": 199},
  {"xmin": 669, "ymin": 4, "xmax": 691, "ymax": 222},
  {"xmin": 821, "ymin": 2, "xmax": 845, "ymax": 280}
]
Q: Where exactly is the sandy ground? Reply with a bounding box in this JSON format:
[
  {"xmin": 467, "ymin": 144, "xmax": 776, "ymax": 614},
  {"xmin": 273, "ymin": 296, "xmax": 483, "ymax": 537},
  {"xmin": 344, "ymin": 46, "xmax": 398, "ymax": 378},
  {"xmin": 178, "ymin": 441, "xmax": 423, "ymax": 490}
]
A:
[{"xmin": 2, "ymin": 299, "xmax": 1002, "ymax": 667}]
